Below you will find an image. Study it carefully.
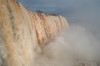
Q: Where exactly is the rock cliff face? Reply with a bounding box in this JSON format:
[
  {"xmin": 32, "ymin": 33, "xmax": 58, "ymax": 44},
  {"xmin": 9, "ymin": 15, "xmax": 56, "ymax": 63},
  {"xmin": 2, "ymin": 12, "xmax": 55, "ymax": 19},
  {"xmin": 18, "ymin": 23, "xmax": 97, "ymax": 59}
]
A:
[{"xmin": 0, "ymin": 0, "xmax": 68, "ymax": 66}]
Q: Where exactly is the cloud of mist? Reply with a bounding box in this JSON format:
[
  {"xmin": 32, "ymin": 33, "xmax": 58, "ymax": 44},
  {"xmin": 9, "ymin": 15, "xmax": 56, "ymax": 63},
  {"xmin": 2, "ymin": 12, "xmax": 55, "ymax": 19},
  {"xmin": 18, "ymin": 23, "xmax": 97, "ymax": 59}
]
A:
[{"xmin": 34, "ymin": 25, "xmax": 100, "ymax": 66}]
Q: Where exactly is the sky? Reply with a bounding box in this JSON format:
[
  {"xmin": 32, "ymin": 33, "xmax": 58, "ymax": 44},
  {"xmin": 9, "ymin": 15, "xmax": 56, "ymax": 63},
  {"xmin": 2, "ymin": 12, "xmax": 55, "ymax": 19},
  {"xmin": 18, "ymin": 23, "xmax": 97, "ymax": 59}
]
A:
[{"xmin": 17, "ymin": 0, "xmax": 100, "ymax": 40}]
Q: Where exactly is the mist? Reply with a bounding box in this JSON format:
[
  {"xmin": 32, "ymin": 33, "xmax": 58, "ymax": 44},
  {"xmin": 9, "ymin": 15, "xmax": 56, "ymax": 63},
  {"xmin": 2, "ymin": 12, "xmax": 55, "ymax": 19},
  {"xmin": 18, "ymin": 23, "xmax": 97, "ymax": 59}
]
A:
[{"xmin": 34, "ymin": 25, "xmax": 100, "ymax": 66}]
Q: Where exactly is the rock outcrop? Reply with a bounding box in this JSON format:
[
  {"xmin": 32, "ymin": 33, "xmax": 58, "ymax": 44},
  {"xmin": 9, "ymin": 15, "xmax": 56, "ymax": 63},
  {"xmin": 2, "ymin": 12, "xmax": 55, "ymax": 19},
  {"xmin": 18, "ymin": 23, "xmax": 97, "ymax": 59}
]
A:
[{"xmin": 0, "ymin": 0, "xmax": 68, "ymax": 66}]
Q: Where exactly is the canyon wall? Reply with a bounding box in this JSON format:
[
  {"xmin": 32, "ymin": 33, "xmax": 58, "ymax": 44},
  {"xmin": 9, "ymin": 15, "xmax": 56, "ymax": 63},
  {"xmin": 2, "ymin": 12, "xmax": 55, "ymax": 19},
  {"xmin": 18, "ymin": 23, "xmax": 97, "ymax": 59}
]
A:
[{"xmin": 0, "ymin": 0, "xmax": 68, "ymax": 66}]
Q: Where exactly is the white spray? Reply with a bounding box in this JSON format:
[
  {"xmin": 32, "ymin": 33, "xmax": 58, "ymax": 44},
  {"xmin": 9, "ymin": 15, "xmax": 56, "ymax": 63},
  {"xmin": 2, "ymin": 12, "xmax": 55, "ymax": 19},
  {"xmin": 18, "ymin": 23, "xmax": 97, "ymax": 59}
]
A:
[{"xmin": 34, "ymin": 24, "xmax": 100, "ymax": 66}]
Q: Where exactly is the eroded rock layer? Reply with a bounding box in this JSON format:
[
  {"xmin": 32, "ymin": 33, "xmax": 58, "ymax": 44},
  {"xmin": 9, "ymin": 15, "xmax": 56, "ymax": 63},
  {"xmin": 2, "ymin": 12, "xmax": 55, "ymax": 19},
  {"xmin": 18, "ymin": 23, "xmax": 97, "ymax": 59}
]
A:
[{"xmin": 0, "ymin": 0, "xmax": 68, "ymax": 66}]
